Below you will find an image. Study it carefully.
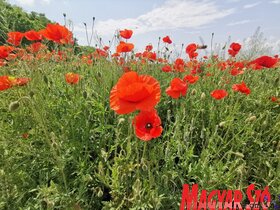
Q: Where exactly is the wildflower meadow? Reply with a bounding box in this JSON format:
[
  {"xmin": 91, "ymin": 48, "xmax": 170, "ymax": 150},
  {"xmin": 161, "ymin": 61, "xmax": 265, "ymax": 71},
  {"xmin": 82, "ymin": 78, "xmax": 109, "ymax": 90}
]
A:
[{"xmin": 0, "ymin": 3, "xmax": 280, "ymax": 210}]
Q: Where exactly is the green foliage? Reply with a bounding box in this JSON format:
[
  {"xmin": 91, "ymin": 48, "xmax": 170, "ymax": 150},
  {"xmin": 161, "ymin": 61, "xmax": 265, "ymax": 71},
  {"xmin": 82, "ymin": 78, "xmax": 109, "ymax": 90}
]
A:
[
  {"xmin": 0, "ymin": 51, "xmax": 279, "ymax": 209},
  {"xmin": 74, "ymin": 45, "xmax": 96, "ymax": 56}
]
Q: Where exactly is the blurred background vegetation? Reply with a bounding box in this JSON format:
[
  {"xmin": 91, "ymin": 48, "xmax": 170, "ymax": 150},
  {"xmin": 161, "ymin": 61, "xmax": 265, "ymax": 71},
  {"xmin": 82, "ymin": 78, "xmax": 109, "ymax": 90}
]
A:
[{"xmin": 0, "ymin": 0, "xmax": 52, "ymax": 45}]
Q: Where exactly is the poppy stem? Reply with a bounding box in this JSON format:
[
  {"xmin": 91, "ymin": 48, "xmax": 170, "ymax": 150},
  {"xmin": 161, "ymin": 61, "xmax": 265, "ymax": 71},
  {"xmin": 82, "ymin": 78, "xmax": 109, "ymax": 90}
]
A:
[
  {"xmin": 157, "ymin": 36, "xmax": 161, "ymax": 58},
  {"xmin": 89, "ymin": 17, "xmax": 95, "ymax": 46},
  {"xmin": 142, "ymin": 143, "xmax": 147, "ymax": 160},
  {"xmin": 179, "ymin": 43, "xmax": 184, "ymax": 58},
  {"xmin": 63, "ymin": 13, "xmax": 67, "ymax": 27},
  {"xmin": 211, "ymin": 32, "xmax": 214, "ymax": 57},
  {"xmin": 84, "ymin": 22, "xmax": 90, "ymax": 46}
]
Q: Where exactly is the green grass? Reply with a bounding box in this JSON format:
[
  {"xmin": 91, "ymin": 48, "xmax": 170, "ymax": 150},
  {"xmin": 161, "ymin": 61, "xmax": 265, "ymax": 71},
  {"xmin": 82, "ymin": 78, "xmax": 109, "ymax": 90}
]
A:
[{"xmin": 0, "ymin": 50, "xmax": 280, "ymax": 209}]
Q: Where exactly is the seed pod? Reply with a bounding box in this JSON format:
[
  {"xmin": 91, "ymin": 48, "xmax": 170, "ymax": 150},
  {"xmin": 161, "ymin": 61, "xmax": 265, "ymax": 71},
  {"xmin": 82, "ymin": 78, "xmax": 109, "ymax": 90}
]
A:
[
  {"xmin": 245, "ymin": 115, "xmax": 256, "ymax": 122},
  {"xmin": 29, "ymin": 91, "xmax": 35, "ymax": 98},
  {"xmin": 43, "ymin": 75, "xmax": 48, "ymax": 84},
  {"xmin": 118, "ymin": 118, "xmax": 125, "ymax": 125},
  {"xmin": 219, "ymin": 121, "xmax": 226, "ymax": 127},
  {"xmin": 96, "ymin": 187, "xmax": 103, "ymax": 198},
  {"xmin": 275, "ymin": 77, "xmax": 279, "ymax": 84},
  {"xmin": 201, "ymin": 92, "xmax": 206, "ymax": 99},
  {"xmin": 83, "ymin": 91, "xmax": 87, "ymax": 99},
  {"xmin": 9, "ymin": 101, "xmax": 20, "ymax": 111},
  {"xmin": 191, "ymin": 89, "xmax": 197, "ymax": 95}
]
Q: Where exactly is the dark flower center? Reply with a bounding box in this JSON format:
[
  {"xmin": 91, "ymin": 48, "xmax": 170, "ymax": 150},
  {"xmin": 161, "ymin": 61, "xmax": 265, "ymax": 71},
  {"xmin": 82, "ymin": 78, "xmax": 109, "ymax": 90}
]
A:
[{"xmin": 145, "ymin": 123, "xmax": 153, "ymax": 129}]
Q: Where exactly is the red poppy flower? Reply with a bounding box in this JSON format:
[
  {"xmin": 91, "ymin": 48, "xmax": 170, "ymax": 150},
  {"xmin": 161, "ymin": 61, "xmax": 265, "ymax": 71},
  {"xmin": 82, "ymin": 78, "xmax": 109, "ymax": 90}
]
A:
[
  {"xmin": 173, "ymin": 58, "xmax": 185, "ymax": 72},
  {"xmin": 230, "ymin": 42, "xmax": 241, "ymax": 51},
  {"xmin": 162, "ymin": 65, "xmax": 172, "ymax": 72},
  {"xmin": 135, "ymin": 52, "xmax": 142, "ymax": 58},
  {"xmin": 93, "ymin": 48, "xmax": 108, "ymax": 58},
  {"xmin": 230, "ymin": 68, "xmax": 244, "ymax": 76},
  {"xmin": 142, "ymin": 51, "xmax": 157, "ymax": 61},
  {"xmin": 157, "ymin": 58, "xmax": 167, "ymax": 63},
  {"xmin": 183, "ymin": 75, "xmax": 199, "ymax": 84},
  {"xmin": 27, "ymin": 42, "xmax": 46, "ymax": 53},
  {"xmin": 270, "ymin": 96, "xmax": 279, "ymax": 102},
  {"xmin": 232, "ymin": 81, "xmax": 251, "ymax": 95},
  {"xmin": 22, "ymin": 133, "xmax": 29, "ymax": 139},
  {"xmin": 110, "ymin": 71, "xmax": 161, "ymax": 114},
  {"xmin": 25, "ymin": 30, "xmax": 43, "ymax": 41},
  {"xmin": 132, "ymin": 109, "xmax": 163, "ymax": 141},
  {"xmin": 119, "ymin": 29, "xmax": 133, "ymax": 39},
  {"xmin": 186, "ymin": 43, "xmax": 197, "ymax": 54},
  {"xmin": 6, "ymin": 53, "xmax": 17, "ymax": 61},
  {"xmin": 103, "ymin": 46, "xmax": 110, "ymax": 51},
  {"xmin": 41, "ymin": 23, "xmax": 73, "ymax": 44},
  {"xmin": 0, "ymin": 46, "xmax": 14, "ymax": 59},
  {"xmin": 218, "ymin": 61, "xmax": 228, "ymax": 71},
  {"xmin": 211, "ymin": 89, "xmax": 228, "ymax": 100},
  {"xmin": 228, "ymin": 49, "xmax": 238, "ymax": 57},
  {"xmin": 229, "ymin": 61, "xmax": 244, "ymax": 75},
  {"xmin": 0, "ymin": 60, "xmax": 7, "ymax": 67},
  {"xmin": 166, "ymin": 78, "xmax": 188, "ymax": 99},
  {"xmin": 249, "ymin": 55, "xmax": 278, "ymax": 69},
  {"xmin": 13, "ymin": 78, "xmax": 31, "ymax": 86},
  {"xmin": 0, "ymin": 76, "xmax": 13, "ymax": 91},
  {"xmin": 7, "ymin": 32, "xmax": 24, "ymax": 46},
  {"xmin": 228, "ymin": 42, "xmax": 241, "ymax": 57},
  {"xmin": 186, "ymin": 43, "xmax": 198, "ymax": 60},
  {"xmin": 145, "ymin": 44, "xmax": 153, "ymax": 52},
  {"xmin": 65, "ymin": 73, "xmax": 80, "ymax": 84},
  {"xmin": 116, "ymin": 41, "xmax": 134, "ymax": 53},
  {"xmin": 122, "ymin": 66, "xmax": 132, "ymax": 73},
  {"xmin": 232, "ymin": 61, "xmax": 244, "ymax": 68},
  {"xmin": 162, "ymin": 36, "xmax": 172, "ymax": 44},
  {"xmin": 112, "ymin": 52, "xmax": 120, "ymax": 57}
]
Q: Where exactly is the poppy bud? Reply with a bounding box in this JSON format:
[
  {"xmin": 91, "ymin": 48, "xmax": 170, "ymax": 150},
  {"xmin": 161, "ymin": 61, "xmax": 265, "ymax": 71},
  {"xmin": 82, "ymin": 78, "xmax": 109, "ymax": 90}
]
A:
[
  {"xmin": 142, "ymin": 163, "xmax": 148, "ymax": 171},
  {"xmin": 95, "ymin": 187, "xmax": 103, "ymax": 198},
  {"xmin": 141, "ymin": 158, "xmax": 148, "ymax": 171},
  {"xmin": 219, "ymin": 121, "xmax": 226, "ymax": 127},
  {"xmin": 233, "ymin": 152, "xmax": 244, "ymax": 158},
  {"xmin": 43, "ymin": 75, "xmax": 48, "ymax": 84},
  {"xmin": 166, "ymin": 109, "xmax": 171, "ymax": 122},
  {"xmin": 97, "ymin": 72, "xmax": 102, "ymax": 78},
  {"xmin": 245, "ymin": 115, "xmax": 256, "ymax": 122},
  {"xmin": 0, "ymin": 169, "xmax": 4, "ymax": 176},
  {"xmin": 191, "ymin": 89, "xmax": 197, "ymax": 95},
  {"xmin": 132, "ymin": 179, "xmax": 141, "ymax": 194},
  {"xmin": 200, "ymin": 129, "xmax": 205, "ymax": 139},
  {"xmin": 29, "ymin": 91, "xmax": 35, "ymax": 98},
  {"xmin": 100, "ymin": 149, "xmax": 107, "ymax": 160},
  {"xmin": 83, "ymin": 174, "xmax": 93, "ymax": 182},
  {"xmin": 275, "ymin": 77, "xmax": 279, "ymax": 84},
  {"xmin": 9, "ymin": 101, "xmax": 20, "ymax": 111},
  {"xmin": 22, "ymin": 133, "xmax": 29, "ymax": 139},
  {"xmin": 201, "ymin": 92, "xmax": 206, "ymax": 99},
  {"xmin": 118, "ymin": 118, "xmax": 125, "ymax": 125},
  {"xmin": 83, "ymin": 91, "xmax": 87, "ymax": 99}
]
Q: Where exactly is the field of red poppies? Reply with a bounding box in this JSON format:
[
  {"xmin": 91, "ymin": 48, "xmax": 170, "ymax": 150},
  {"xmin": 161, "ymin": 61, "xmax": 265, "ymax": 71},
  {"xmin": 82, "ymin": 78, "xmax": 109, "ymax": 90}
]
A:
[{"xmin": 0, "ymin": 23, "xmax": 280, "ymax": 209}]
